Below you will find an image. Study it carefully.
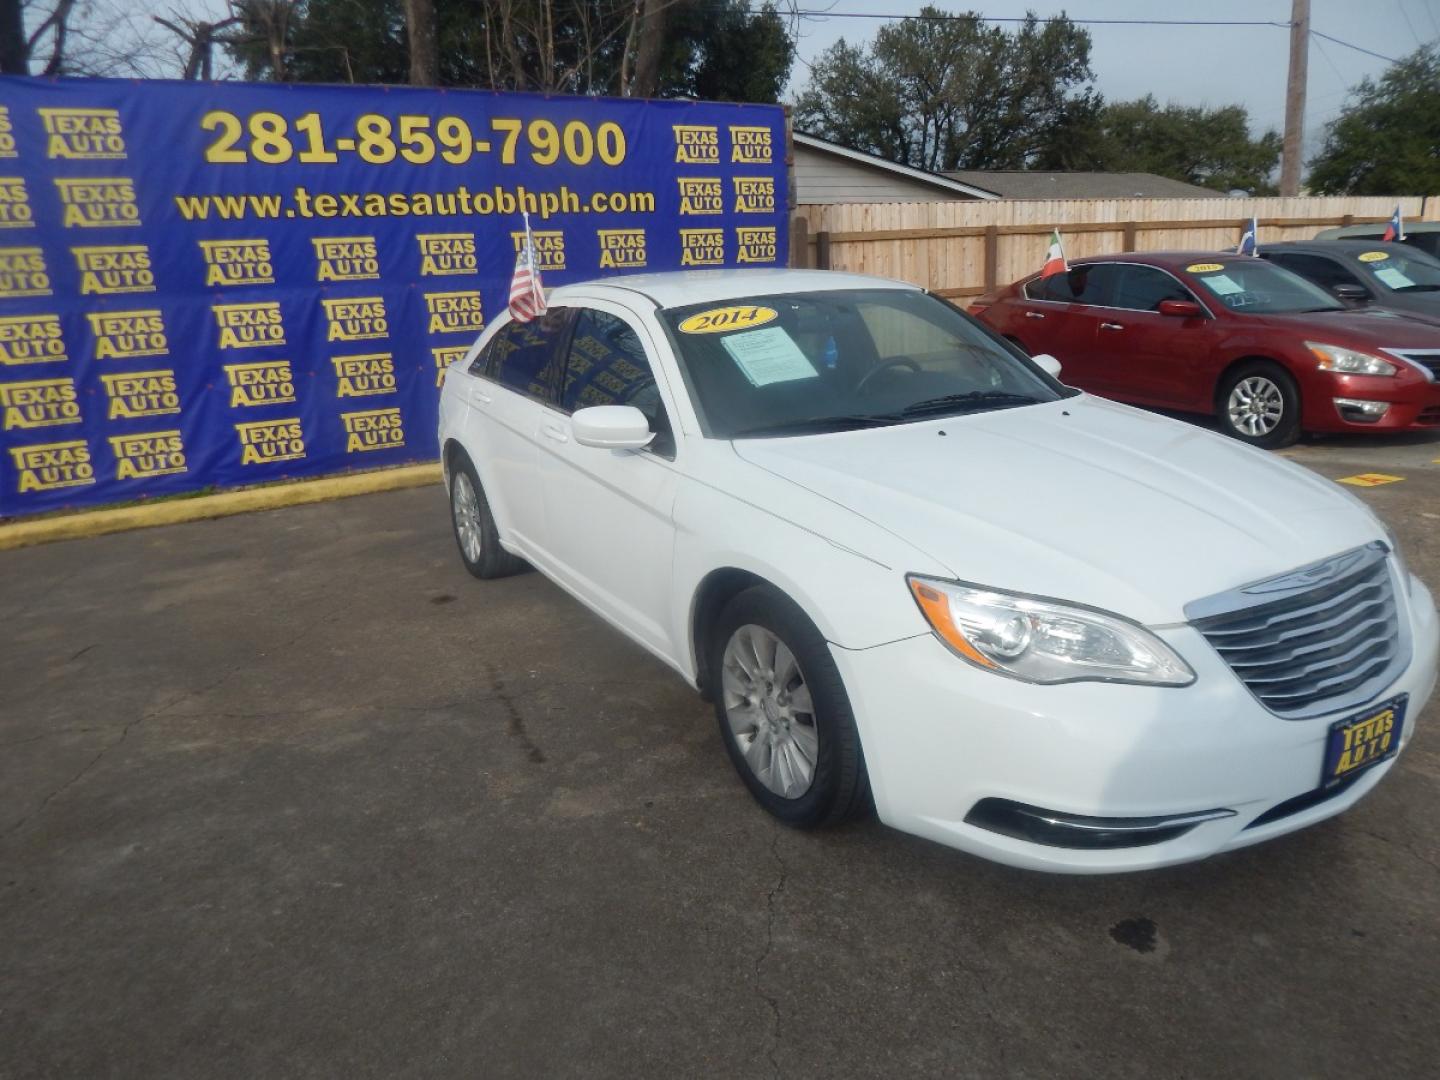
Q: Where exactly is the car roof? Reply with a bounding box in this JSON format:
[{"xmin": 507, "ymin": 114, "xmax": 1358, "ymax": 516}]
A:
[
  {"xmin": 548, "ymin": 268, "xmax": 917, "ymax": 308},
  {"xmin": 1065, "ymin": 252, "xmax": 1260, "ymax": 272},
  {"xmin": 1316, "ymin": 221, "xmax": 1440, "ymax": 238},
  {"xmin": 1256, "ymin": 239, "xmax": 1418, "ymax": 257}
]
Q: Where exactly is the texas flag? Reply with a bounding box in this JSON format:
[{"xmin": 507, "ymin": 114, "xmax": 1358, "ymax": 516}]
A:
[
  {"xmin": 1383, "ymin": 206, "xmax": 1405, "ymax": 242},
  {"xmin": 1236, "ymin": 216, "xmax": 1259, "ymax": 256},
  {"xmin": 1040, "ymin": 229, "xmax": 1068, "ymax": 278}
]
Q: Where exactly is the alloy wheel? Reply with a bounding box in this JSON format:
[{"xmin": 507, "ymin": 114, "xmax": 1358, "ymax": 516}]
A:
[
  {"xmin": 1227, "ymin": 375, "xmax": 1285, "ymax": 436},
  {"xmin": 451, "ymin": 472, "xmax": 484, "ymax": 564},
  {"xmin": 721, "ymin": 624, "xmax": 819, "ymax": 799}
]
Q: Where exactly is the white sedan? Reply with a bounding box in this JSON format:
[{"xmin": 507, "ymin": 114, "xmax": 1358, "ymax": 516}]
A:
[{"xmin": 437, "ymin": 269, "xmax": 1438, "ymax": 873}]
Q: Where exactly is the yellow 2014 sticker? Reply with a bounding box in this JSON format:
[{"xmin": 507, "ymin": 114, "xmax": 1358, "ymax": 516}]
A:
[
  {"xmin": 1337, "ymin": 473, "xmax": 1404, "ymax": 487},
  {"xmin": 1186, "ymin": 262, "xmax": 1225, "ymax": 273},
  {"xmin": 677, "ymin": 305, "xmax": 778, "ymax": 334},
  {"xmin": 1357, "ymin": 251, "xmax": 1389, "ymax": 263}
]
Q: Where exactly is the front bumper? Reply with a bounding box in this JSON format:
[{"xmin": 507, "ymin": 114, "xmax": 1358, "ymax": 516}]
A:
[
  {"xmin": 1303, "ymin": 372, "xmax": 1440, "ymax": 431},
  {"xmin": 831, "ymin": 575, "xmax": 1439, "ymax": 873}
]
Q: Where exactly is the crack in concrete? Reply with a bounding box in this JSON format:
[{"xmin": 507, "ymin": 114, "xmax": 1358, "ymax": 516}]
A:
[
  {"xmin": 484, "ymin": 666, "xmax": 546, "ymax": 764},
  {"xmin": 754, "ymin": 827, "xmax": 787, "ymax": 1080}
]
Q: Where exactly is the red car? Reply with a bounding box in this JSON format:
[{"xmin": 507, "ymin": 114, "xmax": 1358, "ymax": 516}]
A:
[{"xmin": 972, "ymin": 252, "xmax": 1440, "ymax": 447}]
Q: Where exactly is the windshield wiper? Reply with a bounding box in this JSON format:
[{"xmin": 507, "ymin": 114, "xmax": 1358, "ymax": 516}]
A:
[
  {"xmin": 900, "ymin": 391, "xmax": 1040, "ymax": 417},
  {"xmin": 730, "ymin": 413, "xmax": 901, "ymax": 437},
  {"xmin": 1395, "ymin": 283, "xmax": 1440, "ymax": 293}
]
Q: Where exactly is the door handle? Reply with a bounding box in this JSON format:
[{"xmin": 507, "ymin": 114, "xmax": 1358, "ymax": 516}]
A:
[
  {"xmin": 1100, "ymin": 322, "xmax": 1124, "ymax": 331},
  {"xmin": 469, "ymin": 387, "xmax": 492, "ymax": 405},
  {"xmin": 1024, "ymin": 311, "xmax": 1046, "ymax": 320},
  {"xmin": 541, "ymin": 422, "xmax": 569, "ymax": 444}
]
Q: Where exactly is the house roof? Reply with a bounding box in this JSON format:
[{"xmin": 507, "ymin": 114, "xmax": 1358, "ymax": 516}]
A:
[
  {"xmin": 793, "ymin": 133, "xmax": 1000, "ymax": 200},
  {"xmin": 943, "ymin": 170, "xmax": 1220, "ymax": 199}
]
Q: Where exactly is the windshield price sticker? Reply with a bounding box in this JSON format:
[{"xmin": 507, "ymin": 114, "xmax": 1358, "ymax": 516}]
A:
[
  {"xmin": 1200, "ymin": 273, "xmax": 1244, "ymax": 295},
  {"xmin": 1357, "ymin": 251, "xmax": 1389, "ymax": 263},
  {"xmin": 721, "ymin": 326, "xmax": 818, "ymax": 387},
  {"xmin": 678, "ymin": 305, "xmax": 778, "ymax": 334},
  {"xmin": 1373, "ymin": 266, "xmax": 1414, "ymax": 289},
  {"xmin": 1186, "ymin": 262, "xmax": 1225, "ymax": 273}
]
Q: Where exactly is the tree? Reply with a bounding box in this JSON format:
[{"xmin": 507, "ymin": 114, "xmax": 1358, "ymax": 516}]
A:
[
  {"xmin": 1307, "ymin": 45, "xmax": 1440, "ymax": 196},
  {"xmin": 793, "ymin": 9, "xmax": 1098, "ymax": 171},
  {"xmin": 1095, "ymin": 96, "xmax": 1281, "ymax": 194},
  {"xmin": 225, "ymin": 0, "xmax": 794, "ymax": 99},
  {"xmin": 6, "ymin": 0, "xmax": 79, "ymax": 75}
]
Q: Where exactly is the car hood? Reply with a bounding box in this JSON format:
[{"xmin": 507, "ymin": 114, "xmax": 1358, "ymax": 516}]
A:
[
  {"xmin": 1261, "ymin": 305, "xmax": 1440, "ymax": 344},
  {"xmin": 730, "ymin": 395, "xmax": 1383, "ymax": 625}
]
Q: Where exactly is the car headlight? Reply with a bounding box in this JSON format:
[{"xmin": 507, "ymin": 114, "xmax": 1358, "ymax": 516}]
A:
[
  {"xmin": 1306, "ymin": 342, "xmax": 1397, "ymax": 376},
  {"xmin": 907, "ymin": 576, "xmax": 1195, "ymax": 686}
]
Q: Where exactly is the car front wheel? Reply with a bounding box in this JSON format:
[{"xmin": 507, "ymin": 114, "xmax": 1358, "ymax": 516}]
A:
[
  {"xmin": 711, "ymin": 586, "xmax": 869, "ymax": 828},
  {"xmin": 1218, "ymin": 362, "xmax": 1301, "ymax": 448}
]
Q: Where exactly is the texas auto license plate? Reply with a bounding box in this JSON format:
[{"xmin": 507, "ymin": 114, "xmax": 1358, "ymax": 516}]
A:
[{"xmin": 1321, "ymin": 696, "xmax": 1406, "ymax": 789}]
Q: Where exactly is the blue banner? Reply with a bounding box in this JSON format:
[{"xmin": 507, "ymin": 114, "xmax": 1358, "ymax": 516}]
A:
[{"xmin": 0, "ymin": 77, "xmax": 788, "ymax": 515}]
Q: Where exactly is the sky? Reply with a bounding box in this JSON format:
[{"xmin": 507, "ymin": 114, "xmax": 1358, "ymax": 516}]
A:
[{"xmin": 781, "ymin": 0, "xmax": 1440, "ymax": 156}]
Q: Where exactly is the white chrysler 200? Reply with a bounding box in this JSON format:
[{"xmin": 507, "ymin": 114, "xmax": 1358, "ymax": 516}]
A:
[{"xmin": 437, "ymin": 269, "xmax": 1438, "ymax": 873}]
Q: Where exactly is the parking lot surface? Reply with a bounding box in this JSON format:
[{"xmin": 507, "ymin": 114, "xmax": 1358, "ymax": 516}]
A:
[{"xmin": 3, "ymin": 432, "xmax": 1439, "ymax": 1079}]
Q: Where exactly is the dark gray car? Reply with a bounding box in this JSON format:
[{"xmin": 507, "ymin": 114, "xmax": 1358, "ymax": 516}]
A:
[
  {"xmin": 1258, "ymin": 240, "xmax": 1440, "ymax": 323},
  {"xmin": 1313, "ymin": 221, "xmax": 1440, "ymax": 259}
]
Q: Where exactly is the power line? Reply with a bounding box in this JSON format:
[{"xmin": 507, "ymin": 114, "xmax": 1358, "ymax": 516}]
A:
[
  {"xmin": 1307, "ymin": 29, "xmax": 1399, "ymax": 64},
  {"xmin": 773, "ymin": 9, "xmax": 1405, "ymax": 65}
]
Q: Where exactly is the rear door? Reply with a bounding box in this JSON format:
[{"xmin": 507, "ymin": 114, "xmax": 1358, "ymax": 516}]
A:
[
  {"xmin": 1010, "ymin": 274, "xmax": 1081, "ymax": 361},
  {"xmin": 1024, "ymin": 264, "xmax": 1125, "ymax": 394},
  {"xmin": 534, "ymin": 302, "xmax": 681, "ymax": 661},
  {"xmin": 467, "ymin": 308, "xmax": 574, "ymax": 558},
  {"xmin": 1091, "ymin": 264, "xmax": 1213, "ymax": 406}
]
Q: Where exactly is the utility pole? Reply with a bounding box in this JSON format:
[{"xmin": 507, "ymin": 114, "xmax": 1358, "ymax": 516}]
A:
[{"xmin": 1280, "ymin": 0, "xmax": 1310, "ymax": 196}]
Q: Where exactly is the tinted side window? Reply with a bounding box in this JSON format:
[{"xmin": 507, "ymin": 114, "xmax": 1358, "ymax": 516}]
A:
[
  {"xmin": 563, "ymin": 309, "xmax": 674, "ymax": 455},
  {"xmin": 1025, "ymin": 265, "xmax": 1118, "ymax": 306},
  {"xmin": 1265, "ymin": 253, "xmax": 1364, "ymax": 291},
  {"xmin": 480, "ymin": 308, "xmax": 572, "ymax": 400},
  {"xmin": 1109, "ymin": 266, "xmax": 1196, "ymax": 311}
]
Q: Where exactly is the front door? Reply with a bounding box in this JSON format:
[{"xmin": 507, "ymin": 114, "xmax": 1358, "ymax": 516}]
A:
[
  {"xmin": 1089, "ymin": 264, "xmax": 1213, "ymax": 407},
  {"xmin": 534, "ymin": 303, "xmax": 681, "ymax": 662}
]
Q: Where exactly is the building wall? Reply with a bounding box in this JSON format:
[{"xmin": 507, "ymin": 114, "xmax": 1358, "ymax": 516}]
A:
[{"xmin": 794, "ymin": 143, "xmax": 977, "ymax": 204}]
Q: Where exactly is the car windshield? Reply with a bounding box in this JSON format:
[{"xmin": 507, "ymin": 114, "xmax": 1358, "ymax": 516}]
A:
[
  {"xmin": 1185, "ymin": 259, "xmax": 1344, "ymax": 314},
  {"xmin": 659, "ymin": 288, "xmax": 1068, "ymax": 438},
  {"xmin": 1349, "ymin": 248, "xmax": 1440, "ymax": 292}
]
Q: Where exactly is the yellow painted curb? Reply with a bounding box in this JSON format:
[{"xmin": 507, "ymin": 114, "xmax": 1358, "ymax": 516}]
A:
[{"xmin": 0, "ymin": 463, "xmax": 442, "ymax": 552}]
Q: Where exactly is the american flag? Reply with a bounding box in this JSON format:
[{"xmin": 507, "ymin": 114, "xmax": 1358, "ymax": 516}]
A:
[{"xmin": 508, "ymin": 221, "xmax": 547, "ymax": 323}]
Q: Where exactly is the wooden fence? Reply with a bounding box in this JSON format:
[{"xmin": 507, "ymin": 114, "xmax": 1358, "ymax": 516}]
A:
[{"xmin": 791, "ymin": 195, "xmax": 1440, "ymax": 305}]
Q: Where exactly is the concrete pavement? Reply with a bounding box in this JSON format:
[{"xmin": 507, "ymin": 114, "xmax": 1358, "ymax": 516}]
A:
[{"xmin": 2, "ymin": 440, "xmax": 1438, "ymax": 1079}]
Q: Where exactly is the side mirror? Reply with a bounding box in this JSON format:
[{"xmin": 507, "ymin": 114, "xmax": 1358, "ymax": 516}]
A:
[
  {"xmin": 1032, "ymin": 353, "xmax": 1062, "ymax": 379},
  {"xmin": 571, "ymin": 405, "xmax": 654, "ymax": 450},
  {"xmin": 1158, "ymin": 299, "xmax": 1204, "ymax": 318},
  {"xmin": 1332, "ymin": 283, "xmax": 1370, "ymax": 303}
]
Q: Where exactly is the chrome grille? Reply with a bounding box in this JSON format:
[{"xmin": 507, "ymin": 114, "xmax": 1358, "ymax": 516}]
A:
[
  {"xmin": 1187, "ymin": 543, "xmax": 1408, "ymax": 719},
  {"xmin": 1390, "ymin": 350, "xmax": 1440, "ymax": 381}
]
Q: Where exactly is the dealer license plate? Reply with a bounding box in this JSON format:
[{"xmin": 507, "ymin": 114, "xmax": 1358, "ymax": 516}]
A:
[{"xmin": 1321, "ymin": 695, "xmax": 1406, "ymax": 789}]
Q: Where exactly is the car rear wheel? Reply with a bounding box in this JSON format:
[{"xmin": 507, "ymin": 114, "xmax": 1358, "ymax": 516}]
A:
[
  {"xmin": 711, "ymin": 586, "xmax": 869, "ymax": 828},
  {"xmin": 1218, "ymin": 362, "xmax": 1300, "ymax": 449},
  {"xmin": 449, "ymin": 456, "xmax": 526, "ymax": 579}
]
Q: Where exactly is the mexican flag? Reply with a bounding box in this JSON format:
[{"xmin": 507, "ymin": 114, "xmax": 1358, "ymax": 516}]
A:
[{"xmin": 1040, "ymin": 229, "xmax": 1068, "ymax": 278}]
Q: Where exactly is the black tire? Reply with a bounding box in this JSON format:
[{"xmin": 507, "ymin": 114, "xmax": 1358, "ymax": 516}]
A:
[
  {"xmin": 710, "ymin": 585, "xmax": 870, "ymax": 828},
  {"xmin": 448, "ymin": 455, "xmax": 526, "ymax": 579},
  {"xmin": 1216, "ymin": 361, "xmax": 1301, "ymax": 449}
]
